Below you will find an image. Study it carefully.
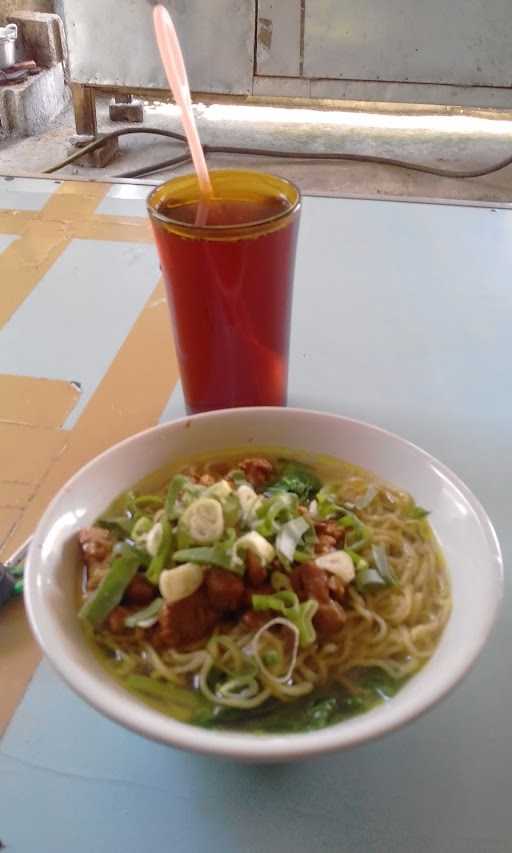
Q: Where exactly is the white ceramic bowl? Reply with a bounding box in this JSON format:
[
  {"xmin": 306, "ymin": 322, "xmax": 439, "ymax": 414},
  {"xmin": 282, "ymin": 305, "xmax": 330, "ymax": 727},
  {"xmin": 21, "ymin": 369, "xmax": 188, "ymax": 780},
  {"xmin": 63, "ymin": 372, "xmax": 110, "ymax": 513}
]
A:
[{"xmin": 25, "ymin": 408, "xmax": 503, "ymax": 763}]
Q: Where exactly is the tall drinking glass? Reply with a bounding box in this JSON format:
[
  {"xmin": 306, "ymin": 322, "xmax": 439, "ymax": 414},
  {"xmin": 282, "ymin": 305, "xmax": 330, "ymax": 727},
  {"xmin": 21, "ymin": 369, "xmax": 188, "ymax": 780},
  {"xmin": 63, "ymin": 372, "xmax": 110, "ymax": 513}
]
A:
[{"xmin": 147, "ymin": 170, "xmax": 301, "ymax": 414}]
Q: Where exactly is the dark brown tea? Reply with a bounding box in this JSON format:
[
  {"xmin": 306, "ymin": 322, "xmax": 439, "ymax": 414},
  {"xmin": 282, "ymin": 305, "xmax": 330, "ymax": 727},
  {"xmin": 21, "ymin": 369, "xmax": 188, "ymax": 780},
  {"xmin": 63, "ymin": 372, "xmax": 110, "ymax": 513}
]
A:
[{"xmin": 148, "ymin": 171, "xmax": 301, "ymax": 414}]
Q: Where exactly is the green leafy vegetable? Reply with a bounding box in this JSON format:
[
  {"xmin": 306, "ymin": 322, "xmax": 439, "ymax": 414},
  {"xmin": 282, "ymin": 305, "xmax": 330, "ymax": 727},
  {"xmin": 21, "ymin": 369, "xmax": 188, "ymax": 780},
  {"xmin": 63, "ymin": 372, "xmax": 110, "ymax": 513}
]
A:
[
  {"xmin": 125, "ymin": 674, "xmax": 208, "ymax": 711},
  {"xmin": 268, "ymin": 462, "xmax": 321, "ymax": 501},
  {"xmin": 79, "ymin": 545, "xmax": 141, "ymax": 627},
  {"xmin": 197, "ymin": 684, "xmax": 368, "ymax": 733},
  {"xmin": 306, "ymin": 697, "xmax": 338, "ymax": 730},
  {"xmin": 361, "ymin": 666, "xmax": 403, "ymax": 700}
]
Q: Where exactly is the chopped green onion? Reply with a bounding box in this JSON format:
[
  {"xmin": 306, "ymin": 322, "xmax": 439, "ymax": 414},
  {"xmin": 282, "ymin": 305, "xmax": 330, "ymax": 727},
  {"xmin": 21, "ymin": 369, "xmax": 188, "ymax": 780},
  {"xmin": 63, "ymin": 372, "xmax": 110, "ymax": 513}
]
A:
[
  {"xmin": 255, "ymin": 492, "xmax": 299, "ymax": 537},
  {"xmin": 408, "ymin": 505, "xmax": 430, "ymax": 520},
  {"xmin": 271, "ymin": 571, "xmax": 292, "ymax": 592},
  {"xmin": 79, "ymin": 545, "xmax": 141, "ymax": 627},
  {"xmin": 131, "ymin": 516, "xmax": 152, "ymax": 542},
  {"xmin": 251, "ymin": 591, "xmax": 318, "ymax": 647},
  {"xmin": 262, "ymin": 650, "xmax": 280, "ymax": 668},
  {"xmin": 372, "ymin": 544, "xmax": 399, "ymax": 586},
  {"xmin": 124, "ymin": 597, "xmax": 163, "ymax": 628},
  {"xmin": 344, "ymin": 548, "xmax": 369, "ymax": 572},
  {"xmin": 174, "ymin": 530, "xmax": 239, "ymax": 573},
  {"xmin": 293, "ymin": 549, "xmax": 315, "ymax": 563},
  {"xmin": 227, "ymin": 469, "xmax": 247, "ymax": 486},
  {"xmin": 98, "ymin": 515, "xmax": 133, "ymax": 536},
  {"xmin": 146, "ymin": 517, "xmax": 173, "ymax": 585},
  {"xmin": 338, "ymin": 510, "xmax": 363, "ymax": 529},
  {"xmin": 124, "ymin": 490, "xmax": 138, "ymax": 515},
  {"xmin": 164, "ymin": 475, "xmax": 190, "ymax": 517},
  {"xmin": 356, "ymin": 568, "xmax": 387, "ymax": 591},
  {"xmin": 344, "ymin": 519, "xmax": 371, "ymax": 552},
  {"xmin": 294, "ymin": 599, "xmax": 318, "ymax": 646},
  {"xmin": 252, "ymin": 590, "xmax": 297, "ymax": 613},
  {"xmin": 275, "ymin": 516, "xmax": 309, "ymax": 562},
  {"xmin": 133, "ymin": 495, "xmax": 164, "ymax": 509},
  {"xmin": 354, "ymin": 485, "xmax": 378, "ymax": 510},
  {"xmin": 220, "ymin": 492, "xmax": 241, "ymax": 527}
]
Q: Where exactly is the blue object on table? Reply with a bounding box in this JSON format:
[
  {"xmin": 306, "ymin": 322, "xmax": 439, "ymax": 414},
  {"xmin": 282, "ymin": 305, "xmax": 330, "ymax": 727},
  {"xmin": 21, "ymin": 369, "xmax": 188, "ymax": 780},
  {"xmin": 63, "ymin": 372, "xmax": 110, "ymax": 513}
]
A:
[
  {"xmin": 0, "ymin": 565, "xmax": 15, "ymax": 605},
  {"xmin": 0, "ymin": 543, "xmax": 26, "ymax": 606}
]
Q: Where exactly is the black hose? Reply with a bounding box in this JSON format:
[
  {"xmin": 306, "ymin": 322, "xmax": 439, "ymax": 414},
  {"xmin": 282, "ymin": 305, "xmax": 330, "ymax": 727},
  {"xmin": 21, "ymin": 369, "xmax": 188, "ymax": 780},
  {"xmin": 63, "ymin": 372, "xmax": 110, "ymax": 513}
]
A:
[
  {"xmin": 43, "ymin": 124, "xmax": 512, "ymax": 181},
  {"xmin": 117, "ymin": 152, "xmax": 192, "ymax": 178},
  {"xmin": 43, "ymin": 127, "xmax": 187, "ymax": 174}
]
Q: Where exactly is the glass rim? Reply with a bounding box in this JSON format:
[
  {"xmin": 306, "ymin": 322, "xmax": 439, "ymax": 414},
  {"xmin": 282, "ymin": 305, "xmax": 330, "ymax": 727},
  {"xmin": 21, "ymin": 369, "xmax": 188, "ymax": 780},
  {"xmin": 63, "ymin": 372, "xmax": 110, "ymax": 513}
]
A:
[{"xmin": 146, "ymin": 169, "xmax": 301, "ymax": 234}]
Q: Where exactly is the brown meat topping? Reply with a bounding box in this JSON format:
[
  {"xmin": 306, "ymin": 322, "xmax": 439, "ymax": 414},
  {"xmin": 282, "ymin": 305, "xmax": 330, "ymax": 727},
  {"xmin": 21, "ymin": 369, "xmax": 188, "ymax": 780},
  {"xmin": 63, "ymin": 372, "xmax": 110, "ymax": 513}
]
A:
[
  {"xmin": 291, "ymin": 563, "xmax": 346, "ymax": 637},
  {"xmin": 79, "ymin": 527, "xmax": 112, "ymax": 566},
  {"xmin": 79, "ymin": 527, "xmax": 113, "ymax": 591},
  {"xmin": 314, "ymin": 534, "xmax": 338, "ymax": 555},
  {"xmin": 314, "ymin": 601, "xmax": 346, "ymax": 637},
  {"xmin": 107, "ymin": 606, "xmax": 131, "ymax": 634},
  {"xmin": 245, "ymin": 551, "xmax": 268, "ymax": 587},
  {"xmin": 199, "ymin": 473, "xmax": 215, "ymax": 486},
  {"xmin": 327, "ymin": 574, "xmax": 346, "ymax": 603},
  {"xmin": 291, "ymin": 563, "xmax": 330, "ymax": 604},
  {"xmin": 205, "ymin": 568, "xmax": 245, "ymax": 612},
  {"xmin": 242, "ymin": 609, "xmax": 272, "ymax": 631},
  {"xmin": 239, "ymin": 457, "xmax": 273, "ymax": 489},
  {"xmin": 124, "ymin": 573, "xmax": 157, "ymax": 606},
  {"xmin": 314, "ymin": 521, "xmax": 345, "ymax": 545},
  {"xmin": 86, "ymin": 562, "xmax": 109, "ymax": 592},
  {"xmin": 157, "ymin": 587, "xmax": 219, "ymax": 649}
]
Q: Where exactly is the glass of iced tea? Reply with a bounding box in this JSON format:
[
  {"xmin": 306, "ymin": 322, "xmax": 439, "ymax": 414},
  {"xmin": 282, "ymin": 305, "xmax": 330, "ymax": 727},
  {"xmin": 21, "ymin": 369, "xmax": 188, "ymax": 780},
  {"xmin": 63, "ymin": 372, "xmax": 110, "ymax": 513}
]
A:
[{"xmin": 147, "ymin": 170, "xmax": 301, "ymax": 414}]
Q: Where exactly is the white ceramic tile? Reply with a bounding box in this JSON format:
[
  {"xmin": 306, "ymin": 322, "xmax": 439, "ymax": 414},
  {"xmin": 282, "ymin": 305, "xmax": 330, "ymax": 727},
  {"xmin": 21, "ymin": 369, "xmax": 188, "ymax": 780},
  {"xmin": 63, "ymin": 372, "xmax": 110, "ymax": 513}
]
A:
[
  {"xmin": 96, "ymin": 184, "xmax": 152, "ymax": 218},
  {"xmin": 159, "ymin": 380, "xmax": 185, "ymax": 423},
  {"xmin": 0, "ymin": 177, "xmax": 61, "ymax": 211},
  {"xmin": 0, "ymin": 233, "xmax": 18, "ymax": 252},
  {"xmin": 0, "ymin": 238, "xmax": 159, "ymax": 426}
]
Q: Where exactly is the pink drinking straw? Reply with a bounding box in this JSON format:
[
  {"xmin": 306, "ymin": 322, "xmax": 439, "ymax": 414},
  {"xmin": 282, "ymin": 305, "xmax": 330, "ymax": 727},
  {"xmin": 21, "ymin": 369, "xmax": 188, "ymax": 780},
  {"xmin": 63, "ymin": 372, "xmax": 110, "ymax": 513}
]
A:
[{"xmin": 152, "ymin": 4, "xmax": 213, "ymax": 215}]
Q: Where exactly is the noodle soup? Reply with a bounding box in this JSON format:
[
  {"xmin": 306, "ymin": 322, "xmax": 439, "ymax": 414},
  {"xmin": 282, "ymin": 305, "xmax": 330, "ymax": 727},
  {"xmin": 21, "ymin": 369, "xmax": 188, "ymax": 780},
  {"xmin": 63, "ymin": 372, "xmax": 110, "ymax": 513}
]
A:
[{"xmin": 77, "ymin": 450, "xmax": 451, "ymax": 734}]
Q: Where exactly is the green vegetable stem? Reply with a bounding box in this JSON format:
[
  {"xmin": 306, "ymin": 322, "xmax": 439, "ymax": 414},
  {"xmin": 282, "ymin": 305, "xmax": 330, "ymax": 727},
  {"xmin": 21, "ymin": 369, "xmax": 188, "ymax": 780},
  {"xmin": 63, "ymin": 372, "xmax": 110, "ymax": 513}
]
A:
[{"xmin": 79, "ymin": 545, "xmax": 141, "ymax": 627}]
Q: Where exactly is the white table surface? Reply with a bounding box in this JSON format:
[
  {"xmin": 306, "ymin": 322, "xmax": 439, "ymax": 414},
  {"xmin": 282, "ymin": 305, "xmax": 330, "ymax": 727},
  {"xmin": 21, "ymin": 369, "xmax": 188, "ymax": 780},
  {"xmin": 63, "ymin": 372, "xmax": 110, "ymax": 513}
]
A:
[{"xmin": 1, "ymin": 190, "xmax": 511, "ymax": 853}]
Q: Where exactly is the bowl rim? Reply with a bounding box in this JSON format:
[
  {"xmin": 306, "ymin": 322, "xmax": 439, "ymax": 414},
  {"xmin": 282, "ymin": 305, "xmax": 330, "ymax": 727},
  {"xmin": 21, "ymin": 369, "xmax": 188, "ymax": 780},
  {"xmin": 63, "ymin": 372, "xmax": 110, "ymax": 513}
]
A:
[{"xmin": 24, "ymin": 407, "xmax": 504, "ymax": 761}]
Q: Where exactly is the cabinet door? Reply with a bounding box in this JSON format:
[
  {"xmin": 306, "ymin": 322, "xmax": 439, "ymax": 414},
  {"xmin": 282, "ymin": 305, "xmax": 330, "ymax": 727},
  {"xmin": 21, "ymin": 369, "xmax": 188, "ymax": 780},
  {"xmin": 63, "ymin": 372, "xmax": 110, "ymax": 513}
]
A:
[
  {"xmin": 256, "ymin": 0, "xmax": 512, "ymax": 89},
  {"xmin": 62, "ymin": 0, "xmax": 256, "ymax": 94}
]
